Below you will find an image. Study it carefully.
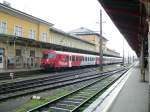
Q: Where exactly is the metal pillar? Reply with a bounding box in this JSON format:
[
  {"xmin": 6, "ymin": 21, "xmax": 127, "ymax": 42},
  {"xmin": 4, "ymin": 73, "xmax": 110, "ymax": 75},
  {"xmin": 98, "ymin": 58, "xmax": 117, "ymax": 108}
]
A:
[
  {"xmin": 99, "ymin": 9, "xmax": 103, "ymax": 71},
  {"xmin": 146, "ymin": 2, "xmax": 150, "ymax": 111},
  {"xmin": 13, "ymin": 38, "xmax": 16, "ymax": 69},
  {"xmin": 122, "ymin": 38, "xmax": 125, "ymax": 66},
  {"xmin": 141, "ymin": 38, "xmax": 145, "ymax": 82},
  {"xmin": 148, "ymin": 30, "xmax": 150, "ymax": 112},
  {"xmin": 5, "ymin": 40, "xmax": 9, "ymax": 70}
]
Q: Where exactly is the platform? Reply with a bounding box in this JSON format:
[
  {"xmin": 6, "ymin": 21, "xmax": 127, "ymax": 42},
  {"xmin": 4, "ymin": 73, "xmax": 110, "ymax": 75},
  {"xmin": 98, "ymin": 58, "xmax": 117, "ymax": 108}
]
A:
[
  {"xmin": 0, "ymin": 68, "xmax": 41, "ymax": 74},
  {"xmin": 0, "ymin": 68, "xmax": 42, "ymax": 84},
  {"xmin": 84, "ymin": 62, "xmax": 149, "ymax": 112}
]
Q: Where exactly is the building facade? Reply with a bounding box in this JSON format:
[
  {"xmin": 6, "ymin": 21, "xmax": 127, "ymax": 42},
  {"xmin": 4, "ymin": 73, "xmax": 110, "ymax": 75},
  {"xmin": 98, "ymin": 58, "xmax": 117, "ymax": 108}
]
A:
[
  {"xmin": 0, "ymin": 3, "xmax": 97, "ymax": 70},
  {"xmin": 69, "ymin": 27, "xmax": 120, "ymax": 57},
  {"xmin": 69, "ymin": 27, "xmax": 108, "ymax": 53}
]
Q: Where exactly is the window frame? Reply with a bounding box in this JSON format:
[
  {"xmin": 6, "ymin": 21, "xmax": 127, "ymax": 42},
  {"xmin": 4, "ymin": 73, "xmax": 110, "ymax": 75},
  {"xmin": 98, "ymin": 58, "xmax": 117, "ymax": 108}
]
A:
[
  {"xmin": 14, "ymin": 25, "xmax": 23, "ymax": 37},
  {"xmin": 29, "ymin": 29, "xmax": 36, "ymax": 40},
  {"xmin": 41, "ymin": 32, "xmax": 47, "ymax": 42},
  {"xmin": 0, "ymin": 21, "xmax": 7, "ymax": 34}
]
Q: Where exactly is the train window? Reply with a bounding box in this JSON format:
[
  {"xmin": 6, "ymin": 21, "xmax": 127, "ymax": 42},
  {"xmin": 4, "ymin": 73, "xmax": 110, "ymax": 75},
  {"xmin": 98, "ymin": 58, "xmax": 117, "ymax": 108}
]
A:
[
  {"xmin": 42, "ymin": 53, "xmax": 56, "ymax": 59},
  {"xmin": 79, "ymin": 57, "xmax": 81, "ymax": 61},
  {"xmin": 49, "ymin": 54, "xmax": 56, "ymax": 59},
  {"xmin": 69, "ymin": 56, "xmax": 72, "ymax": 61},
  {"xmin": 81, "ymin": 57, "xmax": 83, "ymax": 61},
  {"xmin": 64, "ymin": 56, "xmax": 69, "ymax": 62},
  {"xmin": 78, "ymin": 57, "xmax": 80, "ymax": 61},
  {"xmin": 76, "ymin": 57, "xmax": 78, "ymax": 61},
  {"xmin": 42, "ymin": 54, "xmax": 48, "ymax": 59},
  {"xmin": 72, "ymin": 56, "xmax": 75, "ymax": 61}
]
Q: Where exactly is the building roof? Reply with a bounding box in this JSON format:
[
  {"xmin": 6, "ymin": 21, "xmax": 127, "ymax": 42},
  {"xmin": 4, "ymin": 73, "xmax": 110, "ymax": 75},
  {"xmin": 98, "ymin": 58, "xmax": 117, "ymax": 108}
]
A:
[
  {"xmin": 50, "ymin": 27, "xmax": 95, "ymax": 45},
  {"xmin": 0, "ymin": 2, "xmax": 53, "ymax": 26},
  {"xmin": 69, "ymin": 27, "xmax": 108, "ymax": 41}
]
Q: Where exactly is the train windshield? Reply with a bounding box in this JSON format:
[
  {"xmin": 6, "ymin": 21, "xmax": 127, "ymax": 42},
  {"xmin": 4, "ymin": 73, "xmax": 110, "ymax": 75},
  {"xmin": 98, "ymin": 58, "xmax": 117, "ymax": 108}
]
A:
[{"xmin": 42, "ymin": 53, "xmax": 56, "ymax": 59}]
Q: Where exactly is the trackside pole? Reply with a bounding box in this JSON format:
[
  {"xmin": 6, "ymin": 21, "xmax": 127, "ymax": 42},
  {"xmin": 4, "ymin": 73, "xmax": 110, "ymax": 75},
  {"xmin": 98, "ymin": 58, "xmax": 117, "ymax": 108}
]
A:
[{"xmin": 99, "ymin": 9, "xmax": 103, "ymax": 71}]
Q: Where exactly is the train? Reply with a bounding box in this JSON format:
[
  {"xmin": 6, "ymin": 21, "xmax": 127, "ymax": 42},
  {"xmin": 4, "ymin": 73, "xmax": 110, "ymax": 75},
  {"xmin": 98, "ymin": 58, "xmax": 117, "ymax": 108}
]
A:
[{"xmin": 41, "ymin": 50, "xmax": 122, "ymax": 69}]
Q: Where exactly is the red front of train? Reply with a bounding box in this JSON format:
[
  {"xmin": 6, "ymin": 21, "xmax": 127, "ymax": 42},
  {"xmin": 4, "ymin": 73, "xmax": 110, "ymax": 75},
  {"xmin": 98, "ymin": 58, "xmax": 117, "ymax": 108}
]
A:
[
  {"xmin": 41, "ymin": 50, "xmax": 56, "ymax": 69},
  {"xmin": 41, "ymin": 50, "xmax": 72, "ymax": 69}
]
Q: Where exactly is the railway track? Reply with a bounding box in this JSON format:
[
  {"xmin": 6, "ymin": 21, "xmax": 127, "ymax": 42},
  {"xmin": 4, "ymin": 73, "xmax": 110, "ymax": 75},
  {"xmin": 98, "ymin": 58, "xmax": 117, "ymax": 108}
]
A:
[
  {"xmin": 0, "ymin": 67, "xmax": 102, "ymax": 101},
  {"xmin": 0, "ymin": 67, "xmax": 95, "ymax": 81},
  {"xmin": 28, "ymin": 67, "xmax": 128, "ymax": 112},
  {"xmin": 0, "ymin": 67, "xmax": 124, "ymax": 101}
]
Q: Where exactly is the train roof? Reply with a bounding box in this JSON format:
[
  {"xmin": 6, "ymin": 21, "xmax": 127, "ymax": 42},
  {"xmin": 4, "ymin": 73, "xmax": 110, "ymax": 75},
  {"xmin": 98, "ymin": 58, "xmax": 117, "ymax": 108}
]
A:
[
  {"xmin": 42, "ymin": 50, "xmax": 97, "ymax": 57},
  {"xmin": 42, "ymin": 50, "xmax": 122, "ymax": 59}
]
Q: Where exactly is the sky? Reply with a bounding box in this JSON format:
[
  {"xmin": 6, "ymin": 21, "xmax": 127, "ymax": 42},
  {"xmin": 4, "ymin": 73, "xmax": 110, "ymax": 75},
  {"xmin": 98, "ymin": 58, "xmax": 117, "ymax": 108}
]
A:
[{"xmin": 0, "ymin": 0, "xmax": 136, "ymax": 57}]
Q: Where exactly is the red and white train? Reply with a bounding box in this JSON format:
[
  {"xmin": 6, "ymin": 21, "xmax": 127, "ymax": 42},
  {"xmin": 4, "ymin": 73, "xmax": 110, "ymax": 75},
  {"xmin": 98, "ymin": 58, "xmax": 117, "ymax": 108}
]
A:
[{"xmin": 41, "ymin": 50, "xmax": 122, "ymax": 69}]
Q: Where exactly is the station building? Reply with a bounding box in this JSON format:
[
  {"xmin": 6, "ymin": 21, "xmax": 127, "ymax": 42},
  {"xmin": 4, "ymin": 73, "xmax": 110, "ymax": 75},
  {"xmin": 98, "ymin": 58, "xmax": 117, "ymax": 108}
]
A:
[
  {"xmin": 0, "ymin": 3, "xmax": 97, "ymax": 70},
  {"xmin": 69, "ymin": 27, "xmax": 120, "ymax": 57},
  {"xmin": 0, "ymin": 2, "xmax": 121, "ymax": 70}
]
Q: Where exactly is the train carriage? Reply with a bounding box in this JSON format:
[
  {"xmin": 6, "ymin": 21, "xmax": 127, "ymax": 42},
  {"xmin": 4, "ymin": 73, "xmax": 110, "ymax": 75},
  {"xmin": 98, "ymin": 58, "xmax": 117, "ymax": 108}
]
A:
[{"xmin": 41, "ymin": 50, "xmax": 122, "ymax": 69}]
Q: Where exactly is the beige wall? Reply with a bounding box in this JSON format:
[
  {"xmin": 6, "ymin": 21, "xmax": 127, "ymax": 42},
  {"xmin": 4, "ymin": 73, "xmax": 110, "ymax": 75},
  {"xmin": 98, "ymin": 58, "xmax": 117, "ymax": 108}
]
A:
[
  {"xmin": 78, "ymin": 35, "xmax": 107, "ymax": 53},
  {"xmin": 50, "ymin": 31, "xmax": 96, "ymax": 52},
  {"xmin": 0, "ymin": 11, "xmax": 51, "ymax": 41}
]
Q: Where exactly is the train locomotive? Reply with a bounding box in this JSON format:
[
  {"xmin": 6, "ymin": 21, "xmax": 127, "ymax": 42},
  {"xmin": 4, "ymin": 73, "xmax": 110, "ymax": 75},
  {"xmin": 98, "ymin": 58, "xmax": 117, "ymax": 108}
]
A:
[{"xmin": 41, "ymin": 50, "xmax": 122, "ymax": 69}]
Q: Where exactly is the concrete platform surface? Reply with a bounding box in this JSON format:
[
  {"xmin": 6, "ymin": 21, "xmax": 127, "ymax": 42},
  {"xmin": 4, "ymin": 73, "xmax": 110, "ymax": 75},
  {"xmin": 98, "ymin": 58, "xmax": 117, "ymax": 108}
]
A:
[{"xmin": 108, "ymin": 64, "xmax": 149, "ymax": 112}]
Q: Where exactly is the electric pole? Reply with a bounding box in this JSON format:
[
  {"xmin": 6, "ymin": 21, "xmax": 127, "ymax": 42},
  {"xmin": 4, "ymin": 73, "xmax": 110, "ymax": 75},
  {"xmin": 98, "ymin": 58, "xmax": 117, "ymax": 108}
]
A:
[{"xmin": 99, "ymin": 9, "xmax": 103, "ymax": 71}]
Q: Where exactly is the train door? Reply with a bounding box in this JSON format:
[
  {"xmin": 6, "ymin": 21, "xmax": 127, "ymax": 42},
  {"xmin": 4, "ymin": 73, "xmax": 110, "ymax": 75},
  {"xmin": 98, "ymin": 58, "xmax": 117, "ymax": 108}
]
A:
[
  {"xmin": 0, "ymin": 48, "xmax": 4, "ymax": 69},
  {"xmin": 69, "ymin": 55, "xmax": 72, "ymax": 67}
]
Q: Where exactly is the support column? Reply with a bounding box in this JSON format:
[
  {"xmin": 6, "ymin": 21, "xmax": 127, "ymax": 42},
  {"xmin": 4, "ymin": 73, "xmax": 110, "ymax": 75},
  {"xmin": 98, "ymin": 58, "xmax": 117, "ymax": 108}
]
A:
[
  {"xmin": 148, "ymin": 25, "xmax": 150, "ymax": 112},
  {"xmin": 5, "ymin": 40, "xmax": 9, "ymax": 70},
  {"xmin": 141, "ymin": 38, "xmax": 145, "ymax": 82},
  {"xmin": 13, "ymin": 38, "xmax": 16, "ymax": 69}
]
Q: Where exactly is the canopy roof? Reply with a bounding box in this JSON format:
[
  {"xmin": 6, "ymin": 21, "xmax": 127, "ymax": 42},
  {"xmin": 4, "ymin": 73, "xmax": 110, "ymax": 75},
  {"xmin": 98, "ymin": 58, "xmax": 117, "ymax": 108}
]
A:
[{"xmin": 98, "ymin": 0, "xmax": 149, "ymax": 56}]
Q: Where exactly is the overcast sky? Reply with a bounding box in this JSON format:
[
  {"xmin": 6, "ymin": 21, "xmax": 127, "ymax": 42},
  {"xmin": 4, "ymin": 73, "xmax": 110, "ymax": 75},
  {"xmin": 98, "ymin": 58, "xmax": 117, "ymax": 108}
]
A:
[{"xmin": 0, "ymin": 0, "xmax": 136, "ymax": 57}]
